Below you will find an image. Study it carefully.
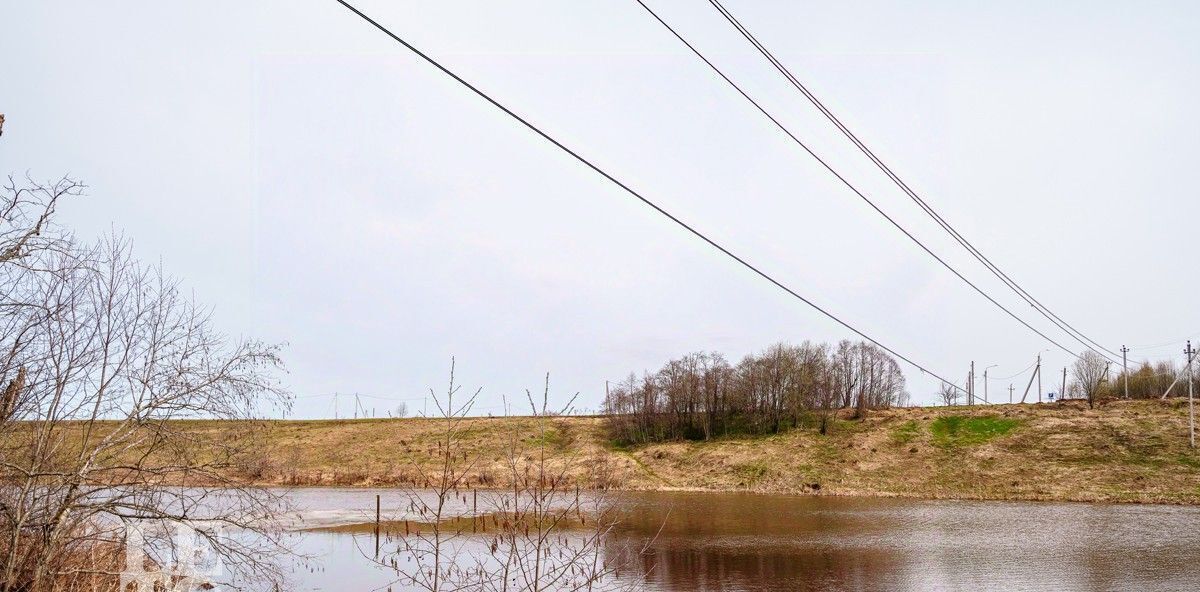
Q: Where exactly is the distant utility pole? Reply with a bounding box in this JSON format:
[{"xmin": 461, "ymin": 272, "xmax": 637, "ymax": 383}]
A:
[
  {"xmin": 1037, "ymin": 353, "xmax": 1042, "ymax": 403},
  {"xmin": 1062, "ymin": 368, "xmax": 1067, "ymax": 401},
  {"xmin": 1188, "ymin": 341, "xmax": 1195, "ymax": 448},
  {"xmin": 1122, "ymin": 345, "xmax": 1130, "ymax": 399},
  {"xmin": 1008, "ymin": 384, "xmax": 1014, "ymax": 404},
  {"xmin": 970, "ymin": 361, "xmax": 975, "ymax": 405}
]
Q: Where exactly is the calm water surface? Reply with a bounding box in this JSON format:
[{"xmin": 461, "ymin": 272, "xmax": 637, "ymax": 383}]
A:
[{"xmin": 279, "ymin": 488, "xmax": 1200, "ymax": 591}]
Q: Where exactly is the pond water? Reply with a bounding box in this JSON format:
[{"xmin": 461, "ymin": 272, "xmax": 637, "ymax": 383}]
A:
[{"xmin": 276, "ymin": 488, "xmax": 1200, "ymax": 591}]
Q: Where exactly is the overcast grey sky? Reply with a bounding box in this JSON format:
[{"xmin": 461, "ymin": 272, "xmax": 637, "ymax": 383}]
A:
[{"xmin": 3, "ymin": 0, "xmax": 1198, "ymax": 416}]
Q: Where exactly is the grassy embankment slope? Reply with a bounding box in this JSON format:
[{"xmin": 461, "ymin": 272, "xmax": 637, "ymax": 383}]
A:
[{"xmin": 214, "ymin": 399, "xmax": 1200, "ymax": 504}]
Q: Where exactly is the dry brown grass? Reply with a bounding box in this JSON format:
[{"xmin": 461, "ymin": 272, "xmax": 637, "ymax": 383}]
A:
[
  {"xmin": 195, "ymin": 400, "xmax": 1200, "ymax": 504},
  {"xmin": 1, "ymin": 536, "xmax": 123, "ymax": 592}
]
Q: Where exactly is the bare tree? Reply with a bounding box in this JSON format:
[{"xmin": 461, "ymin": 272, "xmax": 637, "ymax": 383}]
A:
[
  {"xmin": 1072, "ymin": 351, "xmax": 1108, "ymax": 409},
  {"xmin": 604, "ymin": 339, "xmax": 910, "ymax": 444},
  {"xmin": 830, "ymin": 340, "xmax": 860, "ymax": 411},
  {"xmin": 392, "ymin": 401, "xmax": 409, "ymax": 418},
  {"xmin": 0, "ymin": 175, "xmax": 83, "ymax": 265},
  {"xmin": 0, "ymin": 230, "xmax": 292, "ymax": 591},
  {"xmin": 938, "ymin": 382, "xmax": 958, "ymax": 406}
]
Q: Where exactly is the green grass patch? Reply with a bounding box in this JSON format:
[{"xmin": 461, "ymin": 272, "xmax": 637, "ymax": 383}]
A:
[
  {"xmin": 733, "ymin": 460, "xmax": 771, "ymax": 485},
  {"xmin": 891, "ymin": 420, "xmax": 921, "ymax": 445},
  {"xmin": 1178, "ymin": 454, "xmax": 1200, "ymax": 469},
  {"xmin": 930, "ymin": 415, "xmax": 1020, "ymax": 448},
  {"xmin": 525, "ymin": 428, "xmax": 564, "ymax": 448}
]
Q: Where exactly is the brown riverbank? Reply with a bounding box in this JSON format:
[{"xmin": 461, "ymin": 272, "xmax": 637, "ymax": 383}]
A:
[{"xmin": 208, "ymin": 398, "xmax": 1200, "ymax": 504}]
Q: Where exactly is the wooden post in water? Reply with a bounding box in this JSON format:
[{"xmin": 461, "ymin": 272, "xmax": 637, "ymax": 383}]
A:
[{"xmin": 375, "ymin": 494, "xmax": 381, "ymax": 557}]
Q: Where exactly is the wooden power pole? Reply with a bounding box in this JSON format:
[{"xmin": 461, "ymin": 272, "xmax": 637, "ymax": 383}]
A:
[
  {"xmin": 1037, "ymin": 353, "xmax": 1042, "ymax": 403},
  {"xmin": 970, "ymin": 361, "xmax": 975, "ymax": 405},
  {"xmin": 1121, "ymin": 345, "xmax": 1129, "ymax": 399},
  {"xmin": 1189, "ymin": 341, "xmax": 1195, "ymax": 449},
  {"xmin": 1020, "ymin": 355, "xmax": 1041, "ymax": 404}
]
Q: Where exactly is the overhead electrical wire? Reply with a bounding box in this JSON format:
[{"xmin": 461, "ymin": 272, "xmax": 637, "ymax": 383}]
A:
[
  {"xmin": 633, "ymin": 0, "xmax": 1087, "ymax": 361},
  {"xmin": 701, "ymin": 0, "xmax": 1121, "ymax": 364},
  {"xmin": 986, "ymin": 361, "xmax": 1038, "ymax": 382},
  {"xmin": 1129, "ymin": 332, "xmax": 1200, "ymax": 351},
  {"xmin": 333, "ymin": 0, "xmax": 970, "ymax": 394}
]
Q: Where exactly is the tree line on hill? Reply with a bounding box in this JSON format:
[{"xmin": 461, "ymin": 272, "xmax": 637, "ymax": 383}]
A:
[
  {"xmin": 603, "ymin": 340, "xmax": 909, "ymax": 444},
  {"xmin": 1071, "ymin": 351, "xmax": 1197, "ymax": 407}
]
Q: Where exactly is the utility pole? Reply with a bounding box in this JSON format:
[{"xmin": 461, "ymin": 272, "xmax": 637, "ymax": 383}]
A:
[
  {"xmin": 983, "ymin": 364, "xmax": 996, "ymax": 404},
  {"xmin": 970, "ymin": 361, "xmax": 975, "ymax": 405},
  {"xmin": 1122, "ymin": 345, "xmax": 1130, "ymax": 399},
  {"xmin": 1036, "ymin": 353, "xmax": 1042, "ymax": 403},
  {"xmin": 1062, "ymin": 367, "xmax": 1067, "ymax": 401},
  {"xmin": 1020, "ymin": 355, "xmax": 1040, "ymax": 404},
  {"xmin": 1008, "ymin": 384, "xmax": 1014, "ymax": 404},
  {"xmin": 1188, "ymin": 341, "xmax": 1195, "ymax": 448}
]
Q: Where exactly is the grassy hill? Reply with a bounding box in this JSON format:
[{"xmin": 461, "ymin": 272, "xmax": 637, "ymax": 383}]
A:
[{"xmin": 215, "ymin": 398, "xmax": 1200, "ymax": 504}]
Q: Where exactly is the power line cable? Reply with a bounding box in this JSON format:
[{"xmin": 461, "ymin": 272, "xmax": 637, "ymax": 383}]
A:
[
  {"xmin": 1129, "ymin": 332, "xmax": 1200, "ymax": 351},
  {"xmin": 986, "ymin": 361, "xmax": 1039, "ymax": 382},
  {"xmin": 702, "ymin": 0, "xmax": 1121, "ymax": 363},
  {"xmin": 634, "ymin": 0, "xmax": 1085, "ymax": 361},
  {"xmin": 333, "ymin": 0, "xmax": 970, "ymax": 394}
]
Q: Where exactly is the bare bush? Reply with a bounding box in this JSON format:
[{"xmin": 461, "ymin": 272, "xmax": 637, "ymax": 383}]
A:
[
  {"xmin": 378, "ymin": 363, "xmax": 644, "ymax": 592},
  {"xmin": 1112, "ymin": 360, "xmax": 1191, "ymax": 400}
]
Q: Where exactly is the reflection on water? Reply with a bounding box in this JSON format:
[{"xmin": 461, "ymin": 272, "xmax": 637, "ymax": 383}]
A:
[
  {"xmin": 606, "ymin": 491, "xmax": 1200, "ymax": 591},
  {"xmin": 281, "ymin": 488, "xmax": 1200, "ymax": 591}
]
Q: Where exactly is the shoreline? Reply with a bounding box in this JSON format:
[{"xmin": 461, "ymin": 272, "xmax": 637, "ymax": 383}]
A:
[
  {"xmin": 253, "ymin": 481, "xmax": 1200, "ymax": 507},
  {"xmin": 201, "ymin": 398, "xmax": 1200, "ymax": 506}
]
